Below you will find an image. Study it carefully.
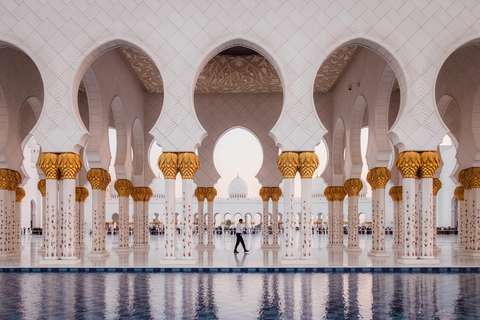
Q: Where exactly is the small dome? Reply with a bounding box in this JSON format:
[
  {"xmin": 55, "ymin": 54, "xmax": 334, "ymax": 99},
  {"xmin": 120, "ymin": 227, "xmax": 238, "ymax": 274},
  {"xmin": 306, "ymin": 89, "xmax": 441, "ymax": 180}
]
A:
[
  {"xmin": 312, "ymin": 176, "xmax": 327, "ymax": 196},
  {"xmin": 150, "ymin": 177, "xmax": 165, "ymax": 195},
  {"xmin": 228, "ymin": 175, "xmax": 248, "ymax": 198}
]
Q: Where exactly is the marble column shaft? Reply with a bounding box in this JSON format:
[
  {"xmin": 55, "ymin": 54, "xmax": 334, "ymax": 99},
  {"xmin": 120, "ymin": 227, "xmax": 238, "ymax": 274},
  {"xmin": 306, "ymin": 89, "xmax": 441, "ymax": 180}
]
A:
[
  {"xmin": 87, "ymin": 168, "xmax": 110, "ymax": 255},
  {"xmin": 181, "ymin": 179, "xmax": 194, "ymax": 258},
  {"xmin": 455, "ymin": 187, "xmax": 465, "ymax": 249},
  {"xmin": 367, "ymin": 168, "xmax": 390, "ymax": 254},
  {"xmin": 206, "ymin": 187, "xmax": 217, "ymax": 247},
  {"xmin": 345, "ymin": 179, "xmax": 363, "ymax": 250},
  {"xmin": 59, "ymin": 178, "xmax": 77, "ymax": 259},
  {"xmin": 270, "ymin": 187, "xmax": 282, "ymax": 247},
  {"xmin": 301, "ymin": 178, "xmax": 313, "ymax": 258},
  {"xmin": 195, "ymin": 187, "xmax": 206, "ymax": 247},
  {"xmin": 114, "ymin": 180, "xmax": 133, "ymax": 249},
  {"xmin": 14, "ymin": 188, "xmax": 25, "ymax": 248},
  {"xmin": 75, "ymin": 187, "xmax": 88, "ymax": 248},
  {"xmin": 283, "ymin": 178, "xmax": 295, "ymax": 257},
  {"xmin": 38, "ymin": 180, "xmax": 47, "ymax": 249},
  {"xmin": 325, "ymin": 187, "xmax": 346, "ymax": 248},
  {"xmin": 260, "ymin": 187, "xmax": 271, "ymax": 247},
  {"xmin": 165, "ymin": 179, "xmax": 176, "ymax": 257}
]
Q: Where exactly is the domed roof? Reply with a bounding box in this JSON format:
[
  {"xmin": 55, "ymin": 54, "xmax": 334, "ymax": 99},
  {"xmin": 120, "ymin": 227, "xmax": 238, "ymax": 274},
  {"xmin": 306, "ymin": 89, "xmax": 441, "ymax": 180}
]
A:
[
  {"xmin": 228, "ymin": 175, "xmax": 248, "ymax": 198},
  {"xmin": 312, "ymin": 176, "xmax": 327, "ymax": 196},
  {"xmin": 150, "ymin": 177, "xmax": 165, "ymax": 195}
]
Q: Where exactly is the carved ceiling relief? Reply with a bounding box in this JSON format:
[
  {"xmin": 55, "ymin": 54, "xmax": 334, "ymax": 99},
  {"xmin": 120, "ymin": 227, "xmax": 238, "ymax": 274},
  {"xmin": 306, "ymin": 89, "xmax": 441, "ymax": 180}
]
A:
[{"xmin": 78, "ymin": 46, "xmax": 399, "ymax": 94}]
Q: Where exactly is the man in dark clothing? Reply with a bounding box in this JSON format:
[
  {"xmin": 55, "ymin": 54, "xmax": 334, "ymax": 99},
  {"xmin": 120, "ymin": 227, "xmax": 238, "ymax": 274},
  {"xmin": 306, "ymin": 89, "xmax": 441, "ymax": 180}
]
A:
[{"xmin": 234, "ymin": 219, "xmax": 249, "ymax": 253}]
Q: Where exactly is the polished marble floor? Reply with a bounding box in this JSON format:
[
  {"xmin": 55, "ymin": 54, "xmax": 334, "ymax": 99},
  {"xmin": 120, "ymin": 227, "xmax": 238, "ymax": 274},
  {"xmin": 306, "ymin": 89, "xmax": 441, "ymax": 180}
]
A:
[
  {"xmin": 1, "ymin": 272, "xmax": 479, "ymax": 319},
  {"xmin": 3, "ymin": 232, "xmax": 479, "ymax": 268}
]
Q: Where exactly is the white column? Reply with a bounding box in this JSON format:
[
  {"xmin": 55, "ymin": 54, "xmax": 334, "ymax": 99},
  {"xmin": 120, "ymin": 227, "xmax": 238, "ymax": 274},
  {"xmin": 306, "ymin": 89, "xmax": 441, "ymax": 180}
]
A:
[
  {"xmin": 14, "ymin": 188, "xmax": 25, "ymax": 249},
  {"xmin": 401, "ymin": 177, "xmax": 417, "ymax": 259},
  {"xmin": 75, "ymin": 187, "xmax": 88, "ymax": 249},
  {"xmin": 419, "ymin": 177, "xmax": 435, "ymax": 259},
  {"xmin": 91, "ymin": 189, "xmax": 107, "ymax": 254},
  {"xmin": 260, "ymin": 187, "xmax": 270, "ymax": 248},
  {"xmin": 45, "ymin": 178, "xmax": 59, "ymax": 259},
  {"xmin": 165, "ymin": 179, "xmax": 176, "ymax": 258},
  {"xmin": 283, "ymin": 178, "xmax": 295, "ymax": 258},
  {"xmin": 59, "ymin": 178, "xmax": 78, "ymax": 260},
  {"xmin": 181, "ymin": 179, "xmax": 194, "ymax": 259},
  {"xmin": 271, "ymin": 187, "xmax": 282, "ymax": 249},
  {"xmin": 472, "ymin": 186, "xmax": 480, "ymax": 254},
  {"xmin": 327, "ymin": 199, "xmax": 334, "ymax": 246},
  {"xmin": 118, "ymin": 195, "xmax": 130, "ymax": 249},
  {"xmin": 416, "ymin": 178, "xmax": 422, "ymax": 256},
  {"xmin": 455, "ymin": 187, "xmax": 465, "ymax": 250},
  {"xmin": 301, "ymin": 178, "xmax": 313, "ymax": 259},
  {"xmin": 0, "ymin": 188, "xmax": 9, "ymax": 255},
  {"xmin": 333, "ymin": 199, "xmax": 344, "ymax": 247},
  {"xmin": 344, "ymin": 179, "xmax": 362, "ymax": 251},
  {"xmin": 206, "ymin": 187, "xmax": 217, "ymax": 249},
  {"xmin": 390, "ymin": 186, "xmax": 403, "ymax": 249},
  {"xmin": 41, "ymin": 193, "xmax": 47, "ymax": 249},
  {"xmin": 195, "ymin": 189, "xmax": 205, "ymax": 247},
  {"xmin": 143, "ymin": 188, "xmax": 152, "ymax": 248},
  {"xmin": 367, "ymin": 168, "xmax": 390, "ymax": 256}
]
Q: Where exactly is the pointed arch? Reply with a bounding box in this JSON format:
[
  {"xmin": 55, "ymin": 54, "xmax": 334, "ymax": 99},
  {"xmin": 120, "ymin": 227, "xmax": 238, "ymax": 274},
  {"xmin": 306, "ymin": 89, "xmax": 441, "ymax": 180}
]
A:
[
  {"xmin": 110, "ymin": 96, "xmax": 132, "ymax": 180},
  {"xmin": 332, "ymin": 117, "xmax": 346, "ymax": 184},
  {"xmin": 345, "ymin": 95, "xmax": 367, "ymax": 179},
  {"xmin": 132, "ymin": 118, "xmax": 144, "ymax": 186}
]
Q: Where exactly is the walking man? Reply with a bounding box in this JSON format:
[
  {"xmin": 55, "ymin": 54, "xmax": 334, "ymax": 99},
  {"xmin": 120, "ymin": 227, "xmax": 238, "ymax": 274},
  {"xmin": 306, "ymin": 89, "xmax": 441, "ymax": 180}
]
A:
[{"xmin": 234, "ymin": 219, "xmax": 249, "ymax": 253}]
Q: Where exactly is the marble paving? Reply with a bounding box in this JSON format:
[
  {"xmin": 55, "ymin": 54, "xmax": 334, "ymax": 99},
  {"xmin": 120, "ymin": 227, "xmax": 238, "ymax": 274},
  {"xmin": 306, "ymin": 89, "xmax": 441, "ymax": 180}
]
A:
[{"xmin": 2, "ymin": 233, "xmax": 478, "ymax": 268}]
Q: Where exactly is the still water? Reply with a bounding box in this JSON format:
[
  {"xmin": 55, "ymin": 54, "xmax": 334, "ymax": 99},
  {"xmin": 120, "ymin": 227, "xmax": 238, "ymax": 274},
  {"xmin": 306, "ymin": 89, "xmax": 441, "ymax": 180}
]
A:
[{"xmin": 0, "ymin": 273, "xmax": 478, "ymax": 319}]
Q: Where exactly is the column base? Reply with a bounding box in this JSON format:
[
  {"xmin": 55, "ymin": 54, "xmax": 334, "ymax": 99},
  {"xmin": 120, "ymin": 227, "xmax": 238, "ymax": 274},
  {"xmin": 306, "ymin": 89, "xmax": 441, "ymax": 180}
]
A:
[
  {"xmin": 132, "ymin": 245, "xmax": 150, "ymax": 251},
  {"xmin": 345, "ymin": 246, "xmax": 362, "ymax": 253},
  {"xmin": 89, "ymin": 251, "xmax": 110, "ymax": 258},
  {"xmin": 115, "ymin": 247, "xmax": 132, "ymax": 254},
  {"xmin": 0, "ymin": 251, "xmax": 21, "ymax": 259},
  {"xmin": 368, "ymin": 250, "xmax": 389, "ymax": 257},
  {"xmin": 261, "ymin": 244, "xmax": 271, "ymax": 249},
  {"xmin": 196, "ymin": 244, "xmax": 207, "ymax": 249},
  {"xmin": 76, "ymin": 244, "xmax": 86, "ymax": 250},
  {"xmin": 433, "ymin": 246, "xmax": 442, "ymax": 253},
  {"xmin": 270, "ymin": 244, "xmax": 281, "ymax": 250},
  {"xmin": 460, "ymin": 250, "xmax": 480, "ymax": 258},
  {"xmin": 160, "ymin": 257, "xmax": 179, "ymax": 265},
  {"xmin": 39, "ymin": 258, "xmax": 81, "ymax": 265},
  {"xmin": 204, "ymin": 244, "xmax": 215, "ymax": 250},
  {"xmin": 391, "ymin": 244, "xmax": 403, "ymax": 250},
  {"xmin": 327, "ymin": 244, "xmax": 345, "ymax": 250}
]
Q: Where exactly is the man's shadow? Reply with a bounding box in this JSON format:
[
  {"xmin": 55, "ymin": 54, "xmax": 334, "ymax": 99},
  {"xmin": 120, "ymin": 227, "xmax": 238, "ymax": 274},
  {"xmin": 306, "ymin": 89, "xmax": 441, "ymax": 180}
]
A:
[{"xmin": 234, "ymin": 252, "xmax": 248, "ymax": 266}]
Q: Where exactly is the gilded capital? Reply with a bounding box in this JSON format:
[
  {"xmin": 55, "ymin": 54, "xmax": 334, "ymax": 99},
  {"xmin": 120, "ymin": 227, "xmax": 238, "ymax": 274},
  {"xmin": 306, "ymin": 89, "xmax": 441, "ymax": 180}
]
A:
[
  {"xmin": 38, "ymin": 153, "xmax": 59, "ymax": 179},
  {"xmin": 270, "ymin": 187, "xmax": 282, "ymax": 202},
  {"xmin": 37, "ymin": 179, "xmax": 46, "ymax": 197},
  {"xmin": 75, "ymin": 187, "xmax": 89, "ymax": 202},
  {"xmin": 469, "ymin": 167, "xmax": 480, "ymax": 189},
  {"xmin": 178, "ymin": 152, "xmax": 200, "ymax": 179},
  {"xmin": 206, "ymin": 187, "xmax": 217, "ymax": 202},
  {"xmin": 433, "ymin": 178, "xmax": 442, "ymax": 196},
  {"xmin": 87, "ymin": 168, "xmax": 111, "ymax": 191},
  {"xmin": 158, "ymin": 153, "xmax": 178, "ymax": 179},
  {"xmin": 419, "ymin": 151, "xmax": 440, "ymax": 179},
  {"xmin": 0, "ymin": 169, "xmax": 12, "ymax": 190},
  {"xmin": 324, "ymin": 186, "xmax": 346, "ymax": 201},
  {"xmin": 389, "ymin": 186, "xmax": 402, "ymax": 202},
  {"xmin": 344, "ymin": 178, "xmax": 363, "ymax": 197},
  {"xmin": 58, "ymin": 153, "xmax": 82, "ymax": 180},
  {"xmin": 131, "ymin": 187, "xmax": 146, "ymax": 202},
  {"xmin": 367, "ymin": 167, "xmax": 390, "ymax": 190},
  {"xmin": 299, "ymin": 152, "xmax": 319, "ymax": 179},
  {"xmin": 454, "ymin": 186, "xmax": 464, "ymax": 201},
  {"xmin": 259, "ymin": 187, "xmax": 271, "ymax": 202},
  {"xmin": 11, "ymin": 171, "xmax": 22, "ymax": 191},
  {"xmin": 395, "ymin": 151, "xmax": 421, "ymax": 179},
  {"xmin": 114, "ymin": 179, "xmax": 133, "ymax": 197},
  {"xmin": 15, "ymin": 188, "xmax": 25, "ymax": 202},
  {"xmin": 194, "ymin": 187, "xmax": 207, "ymax": 202},
  {"xmin": 458, "ymin": 169, "xmax": 470, "ymax": 190},
  {"xmin": 144, "ymin": 187, "xmax": 153, "ymax": 202},
  {"xmin": 277, "ymin": 152, "xmax": 299, "ymax": 179}
]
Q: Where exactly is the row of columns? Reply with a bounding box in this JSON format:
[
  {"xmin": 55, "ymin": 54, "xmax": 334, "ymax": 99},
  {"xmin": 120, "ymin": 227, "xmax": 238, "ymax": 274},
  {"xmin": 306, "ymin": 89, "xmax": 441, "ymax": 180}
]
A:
[
  {"xmin": 0, "ymin": 169, "xmax": 23, "ymax": 258},
  {"xmin": 259, "ymin": 187, "xmax": 282, "ymax": 249},
  {"xmin": 195, "ymin": 187, "xmax": 217, "ymax": 249}
]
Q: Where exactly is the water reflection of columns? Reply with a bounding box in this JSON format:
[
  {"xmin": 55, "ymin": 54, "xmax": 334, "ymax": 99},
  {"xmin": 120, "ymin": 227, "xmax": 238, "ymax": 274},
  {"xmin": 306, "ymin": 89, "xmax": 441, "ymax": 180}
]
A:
[
  {"xmin": 346, "ymin": 273, "xmax": 359, "ymax": 318},
  {"xmin": 165, "ymin": 274, "xmax": 176, "ymax": 318},
  {"xmin": 326, "ymin": 274, "xmax": 344, "ymax": 316},
  {"xmin": 133, "ymin": 274, "xmax": 151, "ymax": 318},
  {"xmin": 372, "ymin": 274, "xmax": 386, "ymax": 318},
  {"xmin": 300, "ymin": 274, "xmax": 313, "ymax": 318}
]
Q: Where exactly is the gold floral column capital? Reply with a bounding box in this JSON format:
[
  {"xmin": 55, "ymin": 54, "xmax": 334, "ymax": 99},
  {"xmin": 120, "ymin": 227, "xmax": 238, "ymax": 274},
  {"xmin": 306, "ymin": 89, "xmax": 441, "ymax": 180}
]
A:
[
  {"xmin": 114, "ymin": 179, "xmax": 133, "ymax": 197},
  {"xmin": 0, "ymin": 169, "xmax": 12, "ymax": 190},
  {"xmin": 58, "ymin": 153, "xmax": 82, "ymax": 180},
  {"xmin": 10, "ymin": 171, "xmax": 22, "ymax": 191},
  {"xmin": 468, "ymin": 167, "xmax": 480, "ymax": 189},
  {"xmin": 144, "ymin": 187, "xmax": 153, "ymax": 202},
  {"xmin": 270, "ymin": 187, "xmax": 282, "ymax": 202},
  {"xmin": 15, "ymin": 188, "xmax": 25, "ymax": 202},
  {"xmin": 87, "ymin": 168, "xmax": 111, "ymax": 191},
  {"xmin": 389, "ymin": 186, "xmax": 403, "ymax": 202},
  {"xmin": 367, "ymin": 167, "xmax": 391, "ymax": 190},
  {"xmin": 433, "ymin": 178, "xmax": 442, "ymax": 196},
  {"xmin": 158, "ymin": 152, "xmax": 178, "ymax": 179},
  {"xmin": 324, "ymin": 186, "xmax": 346, "ymax": 201},
  {"xmin": 277, "ymin": 152, "xmax": 299, "ymax": 179},
  {"xmin": 299, "ymin": 152, "xmax": 319, "ymax": 179},
  {"xmin": 419, "ymin": 151, "xmax": 440, "ymax": 179},
  {"xmin": 454, "ymin": 186, "xmax": 465, "ymax": 201},
  {"xmin": 131, "ymin": 187, "xmax": 146, "ymax": 202},
  {"xmin": 75, "ymin": 187, "xmax": 89, "ymax": 202},
  {"xmin": 344, "ymin": 178, "xmax": 363, "ymax": 197},
  {"xmin": 178, "ymin": 152, "xmax": 200, "ymax": 179},
  {"xmin": 37, "ymin": 179, "xmax": 46, "ymax": 197},
  {"xmin": 259, "ymin": 187, "xmax": 271, "ymax": 202},
  {"xmin": 194, "ymin": 187, "xmax": 207, "ymax": 202},
  {"xmin": 205, "ymin": 187, "xmax": 217, "ymax": 202},
  {"xmin": 38, "ymin": 153, "xmax": 59, "ymax": 179},
  {"xmin": 395, "ymin": 151, "xmax": 421, "ymax": 179},
  {"xmin": 458, "ymin": 169, "xmax": 471, "ymax": 190}
]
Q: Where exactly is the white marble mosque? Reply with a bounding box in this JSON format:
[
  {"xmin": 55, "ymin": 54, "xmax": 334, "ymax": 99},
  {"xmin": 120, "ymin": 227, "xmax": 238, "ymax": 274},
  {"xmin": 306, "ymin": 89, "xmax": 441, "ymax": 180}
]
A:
[{"xmin": 0, "ymin": 0, "xmax": 479, "ymax": 267}]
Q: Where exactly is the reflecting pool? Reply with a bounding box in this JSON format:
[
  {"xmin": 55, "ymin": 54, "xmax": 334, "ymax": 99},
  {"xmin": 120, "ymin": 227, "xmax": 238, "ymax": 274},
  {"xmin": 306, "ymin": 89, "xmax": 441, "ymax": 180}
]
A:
[{"xmin": 0, "ymin": 273, "xmax": 479, "ymax": 319}]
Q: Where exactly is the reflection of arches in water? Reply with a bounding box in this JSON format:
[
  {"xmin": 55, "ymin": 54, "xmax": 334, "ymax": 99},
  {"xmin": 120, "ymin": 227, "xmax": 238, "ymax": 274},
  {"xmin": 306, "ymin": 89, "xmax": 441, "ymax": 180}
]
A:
[
  {"xmin": 112, "ymin": 213, "xmax": 119, "ymax": 224},
  {"xmin": 30, "ymin": 200, "xmax": 36, "ymax": 228},
  {"xmin": 359, "ymin": 213, "xmax": 366, "ymax": 225}
]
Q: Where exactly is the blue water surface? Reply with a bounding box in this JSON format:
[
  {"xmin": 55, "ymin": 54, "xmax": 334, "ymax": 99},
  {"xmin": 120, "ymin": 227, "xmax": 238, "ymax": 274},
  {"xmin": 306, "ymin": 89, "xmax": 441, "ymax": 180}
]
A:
[{"xmin": 0, "ymin": 273, "xmax": 478, "ymax": 319}]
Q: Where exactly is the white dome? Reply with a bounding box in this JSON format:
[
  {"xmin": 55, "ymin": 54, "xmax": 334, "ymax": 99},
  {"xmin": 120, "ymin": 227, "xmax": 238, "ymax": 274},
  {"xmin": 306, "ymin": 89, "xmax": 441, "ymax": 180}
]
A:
[
  {"xmin": 312, "ymin": 177, "xmax": 327, "ymax": 196},
  {"xmin": 228, "ymin": 176, "xmax": 248, "ymax": 198},
  {"xmin": 150, "ymin": 177, "xmax": 165, "ymax": 195}
]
